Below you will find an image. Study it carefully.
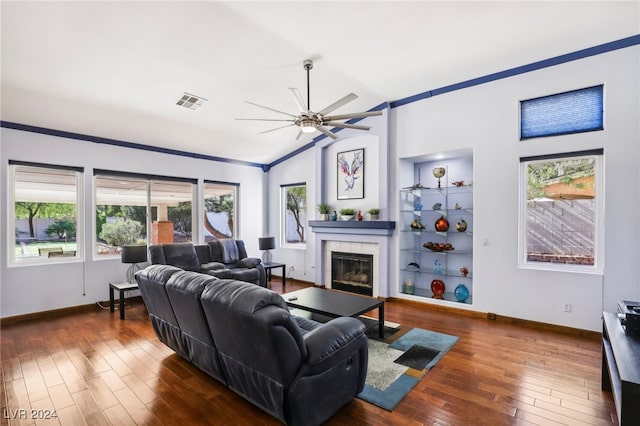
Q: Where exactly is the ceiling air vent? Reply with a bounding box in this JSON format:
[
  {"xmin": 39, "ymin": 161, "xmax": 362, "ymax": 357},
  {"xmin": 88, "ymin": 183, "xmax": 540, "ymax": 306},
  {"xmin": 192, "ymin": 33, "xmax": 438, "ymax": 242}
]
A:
[{"xmin": 176, "ymin": 92, "xmax": 207, "ymax": 110}]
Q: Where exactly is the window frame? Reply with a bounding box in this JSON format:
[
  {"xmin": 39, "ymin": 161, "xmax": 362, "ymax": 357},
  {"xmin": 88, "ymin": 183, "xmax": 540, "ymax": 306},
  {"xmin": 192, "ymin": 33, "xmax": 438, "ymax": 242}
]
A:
[
  {"xmin": 518, "ymin": 150, "xmax": 604, "ymax": 274},
  {"xmin": 520, "ymin": 85, "xmax": 604, "ymax": 140},
  {"xmin": 93, "ymin": 170, "xmax": 196, "ymax": 260},
  {"xmin": 9, "ymin": 161, "xmax": 84, "ymax": 267},
  {"xmin": 281, "ymin": 182, "xmax": 307, "ymax": 249}
]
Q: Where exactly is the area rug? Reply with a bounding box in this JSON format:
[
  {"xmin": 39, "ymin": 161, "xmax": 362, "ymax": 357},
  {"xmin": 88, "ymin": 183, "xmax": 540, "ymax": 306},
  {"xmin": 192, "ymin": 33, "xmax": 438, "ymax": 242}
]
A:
[{"xmin": 357, "ymin": 324, "xmax": 458, "ymax": 411}]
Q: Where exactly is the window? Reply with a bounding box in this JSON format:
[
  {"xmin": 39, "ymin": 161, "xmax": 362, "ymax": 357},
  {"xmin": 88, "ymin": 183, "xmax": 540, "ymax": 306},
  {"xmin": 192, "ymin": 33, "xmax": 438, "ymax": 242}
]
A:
[
  {"xmin": 203, "ymin": 181, "xmax": 238, "ymax": 241},
  {"xmin": 95, "ymin": 171, "xmax": 195, "ymax": 256},
  {"xmin": 520, "ymin": 85, "xmax": 604, "ymax": 139},
  {"xmin": 10, "ymin": 161, "xmax": 83, "ymax": 264},
  {"xmin": 281, "ymin": 183, "xmax": 307, "ymax": 247},
  {"xmin": 519, "ymin": 150, "xmax": 603, "ymax": 272}
]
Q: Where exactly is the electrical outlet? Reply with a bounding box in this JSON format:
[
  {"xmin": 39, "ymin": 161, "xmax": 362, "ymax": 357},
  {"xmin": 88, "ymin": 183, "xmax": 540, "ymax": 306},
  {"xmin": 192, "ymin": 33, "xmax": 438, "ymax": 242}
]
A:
[{"xmin": 563, "ymin": 302, "xmax": 572, "ymax": 313}]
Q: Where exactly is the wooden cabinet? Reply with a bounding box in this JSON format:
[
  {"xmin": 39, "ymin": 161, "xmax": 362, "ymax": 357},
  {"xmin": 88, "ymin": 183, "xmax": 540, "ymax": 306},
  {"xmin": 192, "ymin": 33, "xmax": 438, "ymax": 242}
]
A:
[{"xmin": 601, "ymin": 311, "xmax": 640, "ymax": 425}]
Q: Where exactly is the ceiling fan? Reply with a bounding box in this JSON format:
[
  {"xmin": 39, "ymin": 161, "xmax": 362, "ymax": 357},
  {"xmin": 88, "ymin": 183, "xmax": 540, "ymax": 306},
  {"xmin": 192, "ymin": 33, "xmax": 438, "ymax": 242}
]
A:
[{"xmin": 236, "ymin": 59, "xmax": 382, "ymax": 140}]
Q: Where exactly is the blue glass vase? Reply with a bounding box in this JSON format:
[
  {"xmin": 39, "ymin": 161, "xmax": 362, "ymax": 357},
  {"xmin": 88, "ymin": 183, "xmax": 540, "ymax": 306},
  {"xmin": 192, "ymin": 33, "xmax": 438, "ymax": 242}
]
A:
[{"xmin": 454, "ymin": 284, "xmax": 469, "ymax": 302}]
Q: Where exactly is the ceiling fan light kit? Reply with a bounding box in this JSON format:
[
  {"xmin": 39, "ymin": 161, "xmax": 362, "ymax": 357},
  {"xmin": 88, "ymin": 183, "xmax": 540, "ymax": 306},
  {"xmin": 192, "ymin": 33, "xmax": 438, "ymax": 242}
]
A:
[{"xmin": 237, "ymin": 59, "xmax": 382, "ymax": 140}]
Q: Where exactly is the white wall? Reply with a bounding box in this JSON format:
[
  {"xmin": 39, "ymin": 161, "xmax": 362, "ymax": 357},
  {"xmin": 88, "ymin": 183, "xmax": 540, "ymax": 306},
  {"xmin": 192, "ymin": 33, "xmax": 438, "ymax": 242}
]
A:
[
  {"xmin": 1, "ymin": 128, "xmax": 266, "ymax": 317},
  {"xmin": 268, "ymin": 45, "xmax": 639, "ymax": 331},
  {"xmin": 3, "ymin": 45, "xmax": 638, "ymax": 332},
  {"xmin": 392, "ymin": 46, "xmax": 639, "ymax": 331},
  {"xmin": 265, "ymin": 147, "xmax": 316, "ymax": 282}
]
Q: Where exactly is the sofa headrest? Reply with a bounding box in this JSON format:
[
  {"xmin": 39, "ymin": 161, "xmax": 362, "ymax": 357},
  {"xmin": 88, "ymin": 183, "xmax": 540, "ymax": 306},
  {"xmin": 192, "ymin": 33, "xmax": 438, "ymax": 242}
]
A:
[
  {"xmin": 160, "ymin": 243, "xmax": 200, "ymax": 271},
  {"xmin": 136, "ymin": 264, "xmax": 183, "ymax": 284},
  {"xmin": 201, "ymin": 279, "xmax": 288, "ymax": 314},
  {"xmin": 166, "ymin": 270, "xmax": 219, "ymax": 296}
]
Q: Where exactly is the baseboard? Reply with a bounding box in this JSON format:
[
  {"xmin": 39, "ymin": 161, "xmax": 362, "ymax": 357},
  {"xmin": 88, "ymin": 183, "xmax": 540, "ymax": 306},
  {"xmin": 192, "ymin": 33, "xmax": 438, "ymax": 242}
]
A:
[
  {"xmin": 1, "ymin": 296, "xmax": 144, "ymax": 326},
  {"xmin": 387, "ymin": 297, "xmax": 600, "ymax": 339}
]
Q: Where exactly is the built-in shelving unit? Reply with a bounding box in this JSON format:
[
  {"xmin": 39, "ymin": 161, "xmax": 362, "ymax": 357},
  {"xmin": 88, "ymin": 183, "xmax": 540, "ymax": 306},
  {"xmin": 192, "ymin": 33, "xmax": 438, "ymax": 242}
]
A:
[{"xmin": 398, "ymin": 155, "xmax": 474, "ymax": 305}]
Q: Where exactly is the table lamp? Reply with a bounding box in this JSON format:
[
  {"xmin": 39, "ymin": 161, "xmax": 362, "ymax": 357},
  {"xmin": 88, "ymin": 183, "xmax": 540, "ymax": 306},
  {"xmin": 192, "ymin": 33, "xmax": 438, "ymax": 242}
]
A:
[
  {"xmin": 121, "ymin": 245, "xmax": 148, "ymax": 283},
  {"xmin": 258, "ymin": 237, "xmax": 275, "ymax": 265}
]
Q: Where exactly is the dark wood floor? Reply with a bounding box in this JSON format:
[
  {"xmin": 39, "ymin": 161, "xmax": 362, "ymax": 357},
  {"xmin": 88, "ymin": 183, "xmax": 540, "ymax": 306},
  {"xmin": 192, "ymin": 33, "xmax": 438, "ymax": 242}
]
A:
[{"xmin": 2, "ymin": 278, "xmax": 616, "ymax": 425}]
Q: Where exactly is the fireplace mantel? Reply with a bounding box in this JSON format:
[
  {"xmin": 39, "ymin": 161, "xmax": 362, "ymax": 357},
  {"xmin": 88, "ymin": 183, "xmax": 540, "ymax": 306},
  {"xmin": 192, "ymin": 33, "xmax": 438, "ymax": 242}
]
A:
[{"xmin": 308, "ymin": 220, "xmax": 396, "ymax": 236}]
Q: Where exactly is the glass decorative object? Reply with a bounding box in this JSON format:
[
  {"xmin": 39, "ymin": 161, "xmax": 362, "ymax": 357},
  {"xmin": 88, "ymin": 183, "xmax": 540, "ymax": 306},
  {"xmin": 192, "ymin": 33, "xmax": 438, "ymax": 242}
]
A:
[
  {"xmin": 431, "ymin": 279, "xmax": 445, "ymax": 296},
  {"xmin": 432, "ymin": 166, "xmax": 446, "ymax": 188},
  {"xmin": 404, "ymin": 278, "xmax": 415, "ymax": 294},
  {"xmin": 434, "ymin": 216, "xmax": 449, "ymax": 232},
  {"xmin": 454, "ymin": 284, "xmax": 469, "ymax": 302},
  {"xmin": 433, "ymin": 259, "xmax": 443, "ymax": 274}
]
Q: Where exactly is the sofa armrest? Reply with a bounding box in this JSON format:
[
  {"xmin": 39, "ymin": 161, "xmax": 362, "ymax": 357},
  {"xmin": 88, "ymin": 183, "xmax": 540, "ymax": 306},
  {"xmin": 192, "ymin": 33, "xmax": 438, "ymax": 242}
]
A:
[
  {"xmin": 236, "ymin": 257, "xmax": 262, "ymax": 268},
  {"xmin": 303, "ymin": 317, "xmax": 366, "ymax": 365}
]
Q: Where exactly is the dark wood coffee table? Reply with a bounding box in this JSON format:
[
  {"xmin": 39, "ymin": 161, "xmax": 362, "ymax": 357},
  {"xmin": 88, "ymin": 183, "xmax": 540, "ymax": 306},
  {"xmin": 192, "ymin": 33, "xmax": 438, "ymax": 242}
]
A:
[{"xmin": 284, "ymin": 287, "xmax": 384, "ymax": 338}]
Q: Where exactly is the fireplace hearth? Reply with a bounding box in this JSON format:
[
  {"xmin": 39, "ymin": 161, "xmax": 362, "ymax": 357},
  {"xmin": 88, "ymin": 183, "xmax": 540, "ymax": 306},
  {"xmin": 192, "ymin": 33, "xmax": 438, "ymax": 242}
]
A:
[{"xmin": 331, "ymin": 251, "xmax": 373, "ymax": 296}]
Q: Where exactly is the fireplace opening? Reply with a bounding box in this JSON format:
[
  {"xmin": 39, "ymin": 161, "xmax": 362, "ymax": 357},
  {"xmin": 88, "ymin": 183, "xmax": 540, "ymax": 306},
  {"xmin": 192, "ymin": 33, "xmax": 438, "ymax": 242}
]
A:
[{"xmin": 331, "ymin": 251, "xmax": 373, "ymax": 296}]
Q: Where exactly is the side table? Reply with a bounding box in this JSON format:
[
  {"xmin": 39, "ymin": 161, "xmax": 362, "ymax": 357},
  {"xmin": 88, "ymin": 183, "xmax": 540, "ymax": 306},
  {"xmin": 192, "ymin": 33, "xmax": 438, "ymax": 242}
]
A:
[
  {"xmin": 263, "ymin": 262, "xmax": 286, "ymax": 290},
  {"xmin": 109, "ymin": 281, "xmax": 139, "ymax": 320}
]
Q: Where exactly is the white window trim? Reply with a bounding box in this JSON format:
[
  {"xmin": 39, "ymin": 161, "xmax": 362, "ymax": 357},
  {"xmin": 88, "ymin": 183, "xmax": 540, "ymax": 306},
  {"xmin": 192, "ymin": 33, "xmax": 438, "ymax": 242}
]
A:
[
  {"xmin": 281, "ymin": 184, "xmax": 307, "ymax": 249},
  {"xmin": 518, "ymin": 153, "xmax": 604, "ymax": 274},
  {"xmin": 9, "ymin": 165, "xmax": 84, "ymax": 267}
]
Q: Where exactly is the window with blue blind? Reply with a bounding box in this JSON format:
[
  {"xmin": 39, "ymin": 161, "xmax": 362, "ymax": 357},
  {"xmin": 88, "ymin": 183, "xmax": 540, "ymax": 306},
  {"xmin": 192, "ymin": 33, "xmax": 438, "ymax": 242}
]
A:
[{"xmin": 520, "ymin": 85, "xmax": 604, "ymax": 139}]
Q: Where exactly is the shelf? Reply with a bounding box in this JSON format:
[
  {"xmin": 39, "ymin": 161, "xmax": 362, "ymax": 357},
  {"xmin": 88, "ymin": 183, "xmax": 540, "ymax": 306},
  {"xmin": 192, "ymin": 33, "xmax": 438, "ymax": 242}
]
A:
[
  {"xmin": 400, "ymin": 267, "xmax": 472, "ymax": 279},
  {"xmin": 399, "ymin": 159, "xmax": 473, "ymax": 306},
  {"xmin": 400, "ymin": 229, "xmax": 472, "ymax": 236},
  {"xmin": 400, "ymin": 208, "xmax": 473, "ymax": 214},
  {"xmin": 401, "ymin": 287, "xmax": 473, "ymax": 304},
  {"xmin": 400, "ymin": 185, "xmax": 473, "ymax": 194},
  {"xmin": 400, "ymin": 248, "xmax": 472, "ymax": 255}
]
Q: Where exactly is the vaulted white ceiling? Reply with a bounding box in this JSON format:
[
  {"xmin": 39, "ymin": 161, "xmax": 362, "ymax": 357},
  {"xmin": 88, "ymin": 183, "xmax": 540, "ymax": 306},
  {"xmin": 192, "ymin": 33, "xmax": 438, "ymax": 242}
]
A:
[{"xmin": 2, "ymin": 1, "xmax": 638, "ymax": 165}]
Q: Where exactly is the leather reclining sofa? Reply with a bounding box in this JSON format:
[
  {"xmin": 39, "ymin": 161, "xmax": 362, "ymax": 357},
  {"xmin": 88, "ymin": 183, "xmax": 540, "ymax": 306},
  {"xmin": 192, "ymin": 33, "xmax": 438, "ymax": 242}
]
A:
[
  {"xmin": 135, "ymin": 264, "xmax": 369, "ymax": 426},
  {"xmin": 149, "ymin": 240, "xmax": 266, "ymax": 287}
]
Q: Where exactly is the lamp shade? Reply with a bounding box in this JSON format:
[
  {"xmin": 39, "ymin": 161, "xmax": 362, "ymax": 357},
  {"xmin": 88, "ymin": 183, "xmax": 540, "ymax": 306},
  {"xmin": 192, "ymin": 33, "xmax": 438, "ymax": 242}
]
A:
[
  {"xmin": 259, "ymin": 237, "xmax": 276, "ymax": 251},
  {"xmin": 121, "ymin": 245, "xmax": 147, "ymax": 264}
]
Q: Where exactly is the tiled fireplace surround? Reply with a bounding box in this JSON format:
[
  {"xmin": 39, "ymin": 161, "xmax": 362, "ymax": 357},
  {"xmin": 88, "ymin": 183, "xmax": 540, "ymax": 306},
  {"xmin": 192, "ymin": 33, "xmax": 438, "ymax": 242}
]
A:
[{"xmin": 311, "ymin": 229, "xmax": 393, "ymax": 298}]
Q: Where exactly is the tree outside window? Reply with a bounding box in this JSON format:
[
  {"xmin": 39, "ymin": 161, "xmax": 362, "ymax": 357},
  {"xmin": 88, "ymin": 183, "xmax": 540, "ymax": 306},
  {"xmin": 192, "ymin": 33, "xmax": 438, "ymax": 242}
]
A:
[
  {"xmin": 11, "ymin": 163, "xmax": 81, "ymax": 262},
  {"xmin": 283, "ymin": 184, "xmax": 306, "ymax": 245}
]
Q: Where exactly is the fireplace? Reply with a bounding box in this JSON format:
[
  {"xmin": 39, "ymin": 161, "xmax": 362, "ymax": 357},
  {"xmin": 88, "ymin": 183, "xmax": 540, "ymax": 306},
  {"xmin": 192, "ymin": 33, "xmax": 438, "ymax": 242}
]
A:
[{"xmin": 331, "ymin": 251, "xmax": 373, "ymax": 296}]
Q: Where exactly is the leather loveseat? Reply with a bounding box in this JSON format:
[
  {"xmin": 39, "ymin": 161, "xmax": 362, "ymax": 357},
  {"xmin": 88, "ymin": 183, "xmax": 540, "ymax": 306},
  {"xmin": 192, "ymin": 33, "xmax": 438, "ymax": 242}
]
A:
[
  {"xmin": 149, "ymin": 240, "xmax": 266, "ymax": 287},
  {"xmin": 135, "ymin": 265, "xmax": 368, "ymax": 426}
]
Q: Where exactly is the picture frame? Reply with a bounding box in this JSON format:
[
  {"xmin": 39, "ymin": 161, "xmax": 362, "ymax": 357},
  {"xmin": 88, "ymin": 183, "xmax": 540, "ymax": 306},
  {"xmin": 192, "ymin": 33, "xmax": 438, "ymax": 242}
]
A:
[{"xmin": 337, "ymin": 148, "xmax": 365, "ymax": 199}]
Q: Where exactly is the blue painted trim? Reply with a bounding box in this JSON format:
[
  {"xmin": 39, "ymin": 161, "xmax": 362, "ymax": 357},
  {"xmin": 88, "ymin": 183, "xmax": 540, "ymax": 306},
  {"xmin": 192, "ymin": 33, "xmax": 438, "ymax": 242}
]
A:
[
  {"xmin": 390, "ymin": 34, "xmax": 640, "ymax": 108},
  {"xmin": 0, "ymin": 121, "xmax": 266, "ymax": 169},
  {"xmin": 270, "ymin": 35, "xmax": 638, "ymax": 167},
  {"xmin": 3, "ymin": 36, "xmax": 638, "ymax": 172}
]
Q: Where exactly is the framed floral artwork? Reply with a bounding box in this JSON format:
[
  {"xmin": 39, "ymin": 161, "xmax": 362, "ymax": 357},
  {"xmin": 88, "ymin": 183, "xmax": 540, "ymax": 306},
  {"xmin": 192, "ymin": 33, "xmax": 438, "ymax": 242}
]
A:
[{"xmin": 337, "ymin": 148, "xmax": 364, "ymax": 199}]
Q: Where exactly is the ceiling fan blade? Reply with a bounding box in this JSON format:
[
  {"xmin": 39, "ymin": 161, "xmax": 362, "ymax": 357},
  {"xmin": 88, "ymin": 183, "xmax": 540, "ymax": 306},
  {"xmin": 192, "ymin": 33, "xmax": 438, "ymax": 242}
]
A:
[
  {"xmin": 323, "ymin": 110, "xmax": 383, "ymax": 121},
  {"xmin": 289, "ymin": 88, "xmax": 307, "ymax": 112},
  {"xmin": 317, "ymin": 93, "xmax": 358, "ymax": 116},
  {"xmin": 295, "ymin": 129, "xmax": 304, "ymax": 141},
  {"xmin": 258, "ymin": 123, "xmax": 296, "ymax": 134},
  {"xmin": 324, "ymin": 122, "xmax": 371, "ymax": 131},
  {"xmin": 245, "ymin": 101, "xmax": 298, "ymax": 118},
  {"xmin": 317, "ymin": 126, "xmax": 338, "ymax": 140},
  {"xmin": 235, "ymin": 118, "xmax": 295, "ymax": 122}
]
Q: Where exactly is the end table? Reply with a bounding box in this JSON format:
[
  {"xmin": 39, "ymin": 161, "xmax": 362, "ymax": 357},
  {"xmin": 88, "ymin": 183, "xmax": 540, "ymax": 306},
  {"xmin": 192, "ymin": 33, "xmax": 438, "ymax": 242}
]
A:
[
  {"xmin": 262, "ymin": 262, "xmax": 286, "ymax": 290},
  {"xmin": 109, "ymin": 281, "xmax": 139, "ymax": 320}
]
